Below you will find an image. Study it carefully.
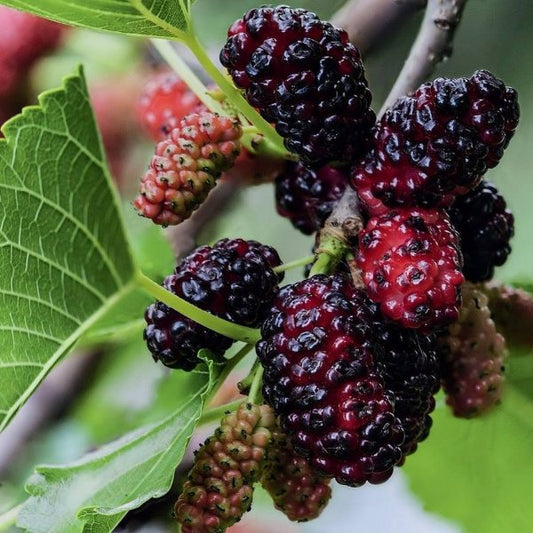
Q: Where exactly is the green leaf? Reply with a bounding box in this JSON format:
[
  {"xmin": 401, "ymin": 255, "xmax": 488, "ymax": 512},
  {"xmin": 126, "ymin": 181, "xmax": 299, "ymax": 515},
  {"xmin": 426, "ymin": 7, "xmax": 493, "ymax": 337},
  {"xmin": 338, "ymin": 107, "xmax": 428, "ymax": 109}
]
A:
[
  {"xmin": 404, "ymin": 349, "xmax": 533, "ymax": 532},
  {"xmin": 17, "ymin": 357, "xmax": 223, "ymax": 533},
  {"xmin": 0, "ymin": 67, "xmax": 136, "ymax": 432},
  {"xmin": 0, "ymin": 0, "xmax": 193, "ymax": 40}
]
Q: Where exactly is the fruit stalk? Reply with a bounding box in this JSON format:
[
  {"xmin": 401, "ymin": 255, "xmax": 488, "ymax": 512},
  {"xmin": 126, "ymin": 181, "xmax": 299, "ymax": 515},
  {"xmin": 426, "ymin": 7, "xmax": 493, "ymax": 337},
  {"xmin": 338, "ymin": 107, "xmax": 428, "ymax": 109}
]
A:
[
  {"xmin": 184, "ymin": 33, "xmax": 290, "ymax": 159},
  {"xmin": 136, "ymin": 271, "xmax": 261, "ymax": 344}
]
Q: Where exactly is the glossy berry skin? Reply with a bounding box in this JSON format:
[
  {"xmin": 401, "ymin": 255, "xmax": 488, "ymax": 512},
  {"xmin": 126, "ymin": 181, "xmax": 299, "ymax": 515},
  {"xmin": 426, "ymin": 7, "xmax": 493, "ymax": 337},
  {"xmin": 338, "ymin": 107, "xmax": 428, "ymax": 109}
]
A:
[
  {"xmin": 353, "ymin": 70, "xmax": 519, "ymax": 216},
  {"xmin": 261, "ymin": 426, "xmax": 332, "ymax": 522},
  {"xmin": 439, "ymin": 285, "xmax": 506, "ymax": 418},
  {"xmin": 371, "ymin": 317, "xmax": 440, "ymax": 458},
  {"xmin": 144, "ymin": 239, "xmax": 283, "ymax": 370},
  {"xmin": 175, "ymin": 402, "xmax": 275, "ymax": 533},
  {"xmin": 0, "ymin": 7, "xmax": 65, "ymax": 98},
  {"xmin": 220, "ymin": 6, "xmax": 375, "ymax": 167},
  {"xmin": 448, "ymin": 180, "xmax": 514, "ymax": 282},
  {"xmin": 257, "ymin": 274, "xmax": 404, "ymax": 487},
  {"xmin": 134, "ymin": 112, "xmax": 242, "ymax": 226},
  {"xmin": 356, "ymin": 208, "xmax": 464, "ymax": 329},
  {"xmin": 275, "ymin": 162, "xmax": 348, "ymax": 234},
  {"xmin": 136, "ymin": 70, "xmax": 203, "ymax": 141}
]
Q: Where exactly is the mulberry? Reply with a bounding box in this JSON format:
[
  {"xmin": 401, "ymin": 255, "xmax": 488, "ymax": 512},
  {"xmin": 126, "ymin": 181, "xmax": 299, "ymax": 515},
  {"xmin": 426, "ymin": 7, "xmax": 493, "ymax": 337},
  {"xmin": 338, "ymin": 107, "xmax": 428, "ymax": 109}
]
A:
[
  {"xmin": 448, "ymin": 180, "xmax": 514, "ymax": 282},
  {"xmin": 136, "ymin": 70, "xmax": 203, "ymax": 141},
  {"xmin": 356, "ymin": 207, "xmax": 464, "ymax": 329},
  {"xmin": 175, "ymin": 402, "xmax": 275, "ymax": 533},
  {"xmin": 261, "ymin": 425, "xmax": 332, "ymax": 521},
  {"xmin": 220, "ymin": 5, "xmax": 375, "ymax": 166},
  {"xmin": 144, "ymin": 238, "xmax": 283, "ymax": 370},
  {"xmin": 134, "ymin": 112, "xmax": 242, "ymax": 226},
  {"xmin": 439, "ymin": 284, "xmax": 506, "ymax": 418},
  {"xmin": 353, "ymin": 70, "xmax": 519, "ymax": 216},
  {"xmin": 275, "ymin": 162, "xmax": 348, "ymax": 234},
  {"xmin": 257, "ymin": 274, "xmax": 404, "ymax": 487}
]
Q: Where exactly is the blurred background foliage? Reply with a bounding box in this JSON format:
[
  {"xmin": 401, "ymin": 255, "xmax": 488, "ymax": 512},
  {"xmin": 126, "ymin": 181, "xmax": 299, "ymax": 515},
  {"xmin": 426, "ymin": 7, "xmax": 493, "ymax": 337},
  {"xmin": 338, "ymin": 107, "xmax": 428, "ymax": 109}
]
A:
[{"xmin": 0, "ymin": 1, "xmax": 532, "ymax": 532}]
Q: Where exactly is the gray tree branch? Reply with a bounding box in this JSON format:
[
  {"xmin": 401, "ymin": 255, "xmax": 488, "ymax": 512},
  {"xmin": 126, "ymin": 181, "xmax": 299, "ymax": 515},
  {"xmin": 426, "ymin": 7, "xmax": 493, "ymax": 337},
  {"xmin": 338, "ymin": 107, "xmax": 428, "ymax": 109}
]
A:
[
  {"xmin": 380, "ymin": 0, "xmax": 468, "ymax": 113},
  {"xmin": 332, "ymin": 0, "xmax": 426, "ymax": 55}
]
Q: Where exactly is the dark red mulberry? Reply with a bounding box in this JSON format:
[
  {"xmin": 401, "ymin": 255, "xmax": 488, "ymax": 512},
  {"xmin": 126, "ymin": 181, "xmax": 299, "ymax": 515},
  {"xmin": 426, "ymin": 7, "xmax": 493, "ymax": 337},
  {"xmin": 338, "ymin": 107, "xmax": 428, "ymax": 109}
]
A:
[
  {"xmin": 356, "ymin": 207, "xmax": 464, "ymax": 329},
  {"xmin": 220, "ymin": 5, "xmax": 375, "ymax": 167},
  {"xmin": 144, "ymin": 239, "xmax": 283, "ymax": 370},
  {"xmin": 448, "ymin": 180, "xmax": 514, "ymax": 282},
  {"xmin": 353, "ymin": 70, "xmax": 519, "ymax": 216},
  {"xmin": 275, "ymin": 161, "xmax": 348, "ymax": 234},
  {"xmin": 257, "ymin": 274, "xmax": 404, "ymax": 487},
  {"xmin": 175, "ymin": 402, "xmax": 275, "ymax": 533}
]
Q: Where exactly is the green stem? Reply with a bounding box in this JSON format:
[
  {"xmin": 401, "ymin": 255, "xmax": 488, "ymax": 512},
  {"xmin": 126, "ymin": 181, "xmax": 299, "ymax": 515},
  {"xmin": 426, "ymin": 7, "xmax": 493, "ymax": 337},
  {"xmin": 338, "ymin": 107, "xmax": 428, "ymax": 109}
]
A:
[
  {"xmin": 208, "ymin": 343, "xmax": 254, "ymax": 401},
  {"xmin": 247, "ymin": 365, "xmax": 264, "ymax": 405},
  {"xmin": 0, "ymin": 503, "xmax": 22, "ymax": 531},
  {"xmin": 136, "ymin": 270, "xmax": 261, "ymax": 344},
  {"xmin": 198, "ymin": 399, "xmax": 243, "ymax": 426},
  {"xmin": 150, "ymin": 39, "xmax": 225, "ymax": 115},
  {"xmin": 185, "ymin": 33, "xmax": 291, "ymax": 159},
  {"xmin": 274, "ymin": 254, "xmax": 315, "ymax": 274},
  {"xmin": 309, "ymin": 235, "xmax": 347, "ymax": 277}
]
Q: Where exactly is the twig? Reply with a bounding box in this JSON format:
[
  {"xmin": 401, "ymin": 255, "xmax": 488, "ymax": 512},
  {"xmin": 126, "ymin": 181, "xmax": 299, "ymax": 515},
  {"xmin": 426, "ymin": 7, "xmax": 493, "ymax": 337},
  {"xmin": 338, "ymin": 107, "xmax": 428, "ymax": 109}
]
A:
[
  {"xmin": 321, "ymin": 187, "xmax": 364, "ymax": 243},
  {"xmin": 165, "ymin": 180, "xmax": 240, "ymax": 261},
  {"xmin": 332, "ymin": 0, "xmax": 426, "ymax": 55},
  {"xmin": 380, "ymin": 0, "xmax": 468, "ymax": 113}
]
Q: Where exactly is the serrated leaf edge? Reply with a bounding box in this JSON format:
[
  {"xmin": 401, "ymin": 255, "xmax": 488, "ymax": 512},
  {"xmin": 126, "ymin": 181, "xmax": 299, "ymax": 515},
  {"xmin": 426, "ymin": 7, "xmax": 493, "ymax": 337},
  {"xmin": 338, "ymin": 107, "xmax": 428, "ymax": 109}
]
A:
[{"xmin": 0, "ymin": 66, "xmax": 137, "ymax": 431}]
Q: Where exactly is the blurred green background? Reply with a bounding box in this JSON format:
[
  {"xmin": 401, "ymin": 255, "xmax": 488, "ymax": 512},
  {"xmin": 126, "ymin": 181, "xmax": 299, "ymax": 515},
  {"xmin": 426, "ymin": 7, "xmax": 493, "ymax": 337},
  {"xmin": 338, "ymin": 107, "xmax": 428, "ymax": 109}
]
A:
[{"xmin": 1, "ymin": 1, "xmax": 532, "ymax": 532}]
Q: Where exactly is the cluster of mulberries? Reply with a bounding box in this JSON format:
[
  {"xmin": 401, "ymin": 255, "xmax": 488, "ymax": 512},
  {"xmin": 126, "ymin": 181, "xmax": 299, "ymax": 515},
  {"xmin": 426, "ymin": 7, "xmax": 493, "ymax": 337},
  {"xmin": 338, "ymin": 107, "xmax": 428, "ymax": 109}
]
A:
[
  {"xmin": 352, "ymin": 70, "xmax": 518, "ymax": 328},
  {"xmin": 132, "ymin": 4, "xmax": 522, "ymax": 529}
]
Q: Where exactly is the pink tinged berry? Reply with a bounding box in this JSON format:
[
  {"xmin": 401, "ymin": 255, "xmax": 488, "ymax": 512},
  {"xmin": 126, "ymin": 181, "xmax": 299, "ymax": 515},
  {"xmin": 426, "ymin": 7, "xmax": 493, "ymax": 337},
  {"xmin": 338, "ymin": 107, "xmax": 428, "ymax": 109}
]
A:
[
  {"xmin": 175, "ymin": 403, "xmax": 275, "ymax": 533},
  {"xmin": 356, "ymin": 207, "xmax": 464, "ymax": 330},
  {"xmin": 261, "ymin": 426, "xmax": 332, "ymax": 522},
  {"xmin": 136, "ymin": 70, "xmax": 204, "ymax": 141},
  {"xmin": 134, "ymin": 112, "xmax": 242, "ymax": 227},
  {"xmin": 439, "ymin": 285, "xmax": 506, "ymax": 418}
]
